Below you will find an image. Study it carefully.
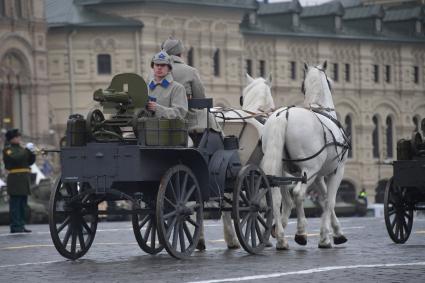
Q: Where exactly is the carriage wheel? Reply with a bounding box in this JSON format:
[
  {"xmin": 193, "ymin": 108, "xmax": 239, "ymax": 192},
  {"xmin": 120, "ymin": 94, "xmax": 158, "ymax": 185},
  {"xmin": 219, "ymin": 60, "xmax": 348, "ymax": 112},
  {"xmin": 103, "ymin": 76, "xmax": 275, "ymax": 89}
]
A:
[
  {"xmin": 384, "ymin": 177, "xmax": 414, "ymax": 244},
  {"xmin": 156, "ymin": 165, "xmax": 203, "ymax": 259},
  {"xmin": 132, "ymin": 197, "xmax": 164, "ymax": 254},
  {"xmin": 233, "ymin": 164, "xmax": 273, "ymax": 254},
  {"xmin": 49, "ymin": 177, "xmax": 98, "ymax": 260}
]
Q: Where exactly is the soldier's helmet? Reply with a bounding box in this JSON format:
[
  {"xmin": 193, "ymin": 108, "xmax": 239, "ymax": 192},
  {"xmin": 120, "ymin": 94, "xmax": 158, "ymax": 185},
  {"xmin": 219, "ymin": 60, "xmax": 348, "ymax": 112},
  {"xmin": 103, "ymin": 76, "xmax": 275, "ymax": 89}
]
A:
[
  {"xmin": 161, "ymin": 37, "xmax": 184, "ymax": 56},
  {"xmin": 5, "ymin": 128, "xmax": 21, "ymax": 142},
  {"xmin": 151, "ymin": 50, "xmax": 173, "ymax": 70}
]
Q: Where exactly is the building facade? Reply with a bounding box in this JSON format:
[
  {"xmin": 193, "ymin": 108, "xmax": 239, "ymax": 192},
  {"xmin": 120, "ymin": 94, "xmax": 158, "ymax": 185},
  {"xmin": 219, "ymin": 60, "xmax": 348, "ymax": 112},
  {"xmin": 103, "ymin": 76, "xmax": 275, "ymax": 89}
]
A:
[
  {"xmin": 2, "ymin": 0, "xmax": 425, "ymax": 201},
  {"xmin": 0, "ymin": 0, "xmax": 49, "ymax": 144}
]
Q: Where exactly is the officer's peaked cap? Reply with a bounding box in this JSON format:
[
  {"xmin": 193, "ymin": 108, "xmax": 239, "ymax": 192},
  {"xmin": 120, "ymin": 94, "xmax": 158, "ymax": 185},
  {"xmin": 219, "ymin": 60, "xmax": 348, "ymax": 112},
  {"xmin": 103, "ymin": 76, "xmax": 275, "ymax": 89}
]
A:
[
  {"xmin": 5, "ymin": 128, "xmax": 21, "ymax": 141},
  {"xmin": 151, "ymin": 50, "xmax": 173, "ymax": 69},
  {"xmin": 161, "ymin": 37, "xmax": 184, "ymax": 56}
]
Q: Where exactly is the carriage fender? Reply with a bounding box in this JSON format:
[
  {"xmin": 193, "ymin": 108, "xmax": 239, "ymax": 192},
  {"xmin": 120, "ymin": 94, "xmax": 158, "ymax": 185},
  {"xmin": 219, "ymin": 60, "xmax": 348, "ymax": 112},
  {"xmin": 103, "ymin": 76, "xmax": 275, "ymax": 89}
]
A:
[{"xmin": 208, "ymin": 149, "xmax": 241, "ymax": 196}]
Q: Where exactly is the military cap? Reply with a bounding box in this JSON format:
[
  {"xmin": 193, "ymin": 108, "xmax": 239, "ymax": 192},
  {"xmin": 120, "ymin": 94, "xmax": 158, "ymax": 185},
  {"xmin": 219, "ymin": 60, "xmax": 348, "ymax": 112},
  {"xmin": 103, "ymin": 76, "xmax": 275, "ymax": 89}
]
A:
[
  {"xmin": 5, "ymin": 128, "xmax": 21, "ymax": 141},
  {"xmin": 151, "ymin": 50, "xmax": 173, "ymax": 69},
  {"xmin": 161, "ymin": 37, "xmax": 184, "ymax": 56}
]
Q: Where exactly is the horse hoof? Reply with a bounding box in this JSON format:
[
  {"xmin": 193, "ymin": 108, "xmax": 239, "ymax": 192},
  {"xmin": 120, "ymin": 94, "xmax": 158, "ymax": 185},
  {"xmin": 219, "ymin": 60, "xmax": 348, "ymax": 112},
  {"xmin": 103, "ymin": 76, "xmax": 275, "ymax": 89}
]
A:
[
  {"xmin": 196, "ymin": 240, "xmax": 206, "ymax": 251},
  {"xmin": 333, "ymin": 235, "xmax": 347, "ymax": 245},
  {"xmin": 276, "ymin": 244, "xmax": 289, "ymax": 250},
  {"xmin": 271, "ymin": 224, "xmax": 276, "ymax": 238},
  {"xmin": 294, "ymin": 234, "xmax": 307, "ymax": 246},
  {"xmin": 227, "ymin": 244, "xmax": 240, "ymax": 250},
  {"xmin": 276, "ymin": 240, "xmax": 289, "ymax": 250},
  {"xmin": 318, "ymin": 243, "xmax": 332, "ymax": 249},
  {"xmin": 265, "ymin": 240, "xmax": 273, "ymax": 248}
]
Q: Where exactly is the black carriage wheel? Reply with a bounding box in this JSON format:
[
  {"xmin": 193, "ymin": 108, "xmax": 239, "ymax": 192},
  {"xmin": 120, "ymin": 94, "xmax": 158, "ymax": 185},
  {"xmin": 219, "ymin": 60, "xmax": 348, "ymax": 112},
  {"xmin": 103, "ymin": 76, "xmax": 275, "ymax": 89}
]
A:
[
  {"xmin": 132, "ymin": 199, "xmax": 164, "ymax": 255},
  {"xmin": 49, "ymin": 177, "xmax": 98, "ymax": 260},
  {"xmin": 384, "ymin": 177, "xmax": 414, "ymax": 244},
  {"xmin": 156, "ymin": 165, "xmax": 203, "ymax": 259},
  {"xmin": 233, "ymin": 164, "xmax": 273, "ymax": 254}
]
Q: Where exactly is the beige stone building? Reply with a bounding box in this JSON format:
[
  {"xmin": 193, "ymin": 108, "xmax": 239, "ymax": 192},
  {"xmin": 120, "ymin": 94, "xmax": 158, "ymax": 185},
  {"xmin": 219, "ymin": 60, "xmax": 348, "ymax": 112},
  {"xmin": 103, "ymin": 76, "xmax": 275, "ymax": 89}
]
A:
[
  {"xmin": 1, "ymin": 0, "xmax": 425, "ymax": 202},
  {"xmin": 0, "ymin": 0, "xmax": 49, "ymax": 144}
]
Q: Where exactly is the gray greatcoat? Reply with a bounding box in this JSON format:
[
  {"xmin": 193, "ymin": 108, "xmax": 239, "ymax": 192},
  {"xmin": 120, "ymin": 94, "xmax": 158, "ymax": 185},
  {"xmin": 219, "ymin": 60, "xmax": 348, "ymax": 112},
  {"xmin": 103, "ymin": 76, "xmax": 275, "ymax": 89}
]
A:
[
  {"xmin": 171, "ymin": 55, "xmax": 205, "ymax": 99},
  {"xmin": 170, "ymin": 55, "xmax": 220, "ymax": 132},
  {"xmin": 147, "ymin": 73, "xmax": 188, "ymax": 119}
]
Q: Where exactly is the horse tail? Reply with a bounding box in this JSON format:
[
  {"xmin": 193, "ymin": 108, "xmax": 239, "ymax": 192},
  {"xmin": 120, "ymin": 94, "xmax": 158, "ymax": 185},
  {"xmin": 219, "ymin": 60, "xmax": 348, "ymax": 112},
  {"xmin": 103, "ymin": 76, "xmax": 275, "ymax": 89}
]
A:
[{"xmin": 261, "ymin": 114, "xmax": 287, "ymax": 176}]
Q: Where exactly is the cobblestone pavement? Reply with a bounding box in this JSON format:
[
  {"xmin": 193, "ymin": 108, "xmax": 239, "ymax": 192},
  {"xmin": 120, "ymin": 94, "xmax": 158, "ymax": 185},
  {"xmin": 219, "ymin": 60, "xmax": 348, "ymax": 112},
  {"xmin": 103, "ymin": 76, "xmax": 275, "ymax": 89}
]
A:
[{"xmin": 0, "ymin": 216, "xmax": 424, "ymax": 283}]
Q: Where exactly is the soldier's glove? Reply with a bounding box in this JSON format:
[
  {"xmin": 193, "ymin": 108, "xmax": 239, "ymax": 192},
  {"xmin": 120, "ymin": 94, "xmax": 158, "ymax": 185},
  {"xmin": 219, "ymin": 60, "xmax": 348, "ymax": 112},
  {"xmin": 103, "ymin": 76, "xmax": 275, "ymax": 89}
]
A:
[{"xmin": 26, "ymin": 142, "xmax": 36, "ymax": 153}]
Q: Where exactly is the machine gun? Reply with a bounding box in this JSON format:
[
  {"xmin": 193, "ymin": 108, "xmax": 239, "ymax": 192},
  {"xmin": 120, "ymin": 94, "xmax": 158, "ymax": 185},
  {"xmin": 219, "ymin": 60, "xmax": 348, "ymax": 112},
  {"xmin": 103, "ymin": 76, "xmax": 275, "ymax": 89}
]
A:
[
  {"xmin": 66, "ymin": 73, "xmax": 150, "ymax": 144},
  {"xmin": 65, "ymin": 73, "xmax": 187, "ymax": 146}
]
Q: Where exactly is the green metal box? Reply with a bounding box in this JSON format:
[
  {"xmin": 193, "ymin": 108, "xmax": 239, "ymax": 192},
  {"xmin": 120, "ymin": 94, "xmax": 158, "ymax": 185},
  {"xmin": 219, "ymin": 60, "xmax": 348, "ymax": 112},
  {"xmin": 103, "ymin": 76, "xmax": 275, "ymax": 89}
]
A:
[{"xmin": 137, "ymin": 117, "xmax": 188, "ymax": 146}]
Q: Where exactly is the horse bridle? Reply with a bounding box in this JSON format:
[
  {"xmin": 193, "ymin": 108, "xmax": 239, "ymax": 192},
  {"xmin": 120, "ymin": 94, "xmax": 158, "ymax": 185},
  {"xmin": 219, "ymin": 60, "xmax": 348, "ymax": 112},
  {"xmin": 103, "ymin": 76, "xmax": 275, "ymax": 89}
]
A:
[{"xmin": 301, "ymin": 66, "xmax": 332, "ymax": 96}]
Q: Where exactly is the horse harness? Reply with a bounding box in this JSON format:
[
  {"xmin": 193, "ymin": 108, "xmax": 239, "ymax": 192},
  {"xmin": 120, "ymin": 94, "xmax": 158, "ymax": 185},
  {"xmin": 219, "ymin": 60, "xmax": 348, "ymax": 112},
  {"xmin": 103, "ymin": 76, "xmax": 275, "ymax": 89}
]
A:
[{"xmin": 275, "ymin": 106, "xmax": 351, "ymax": 175}]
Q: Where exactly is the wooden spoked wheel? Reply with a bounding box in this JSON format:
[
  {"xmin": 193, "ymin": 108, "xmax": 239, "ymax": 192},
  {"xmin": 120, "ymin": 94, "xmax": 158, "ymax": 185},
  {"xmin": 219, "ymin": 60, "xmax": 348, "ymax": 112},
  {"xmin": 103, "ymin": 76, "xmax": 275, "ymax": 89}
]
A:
[
  {"xmin": 49, "ymin": 177, "xmax": 98, "ymax": 260},
  {"xmin": 132, "ymin": 197, "xmax": 164, "ymax": 254},
  {"xmin": 156, "ymin": 165, "xmax": 203, "ymax": 259},
  {"xmin": 233, "ymin": 164, "xmax": 273, "ymax": 254},
  {"xmin": 384, "ymin": 177, "xmax": 414, "ymax": 244}
]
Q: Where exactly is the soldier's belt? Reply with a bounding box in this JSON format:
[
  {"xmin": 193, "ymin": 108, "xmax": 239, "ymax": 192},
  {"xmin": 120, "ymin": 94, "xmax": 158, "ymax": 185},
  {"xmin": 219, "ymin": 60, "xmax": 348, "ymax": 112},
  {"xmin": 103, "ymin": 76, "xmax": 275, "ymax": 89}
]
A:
[{"xmin": 8, "ymin": 168, "xmax": 31, "ymax": 174}]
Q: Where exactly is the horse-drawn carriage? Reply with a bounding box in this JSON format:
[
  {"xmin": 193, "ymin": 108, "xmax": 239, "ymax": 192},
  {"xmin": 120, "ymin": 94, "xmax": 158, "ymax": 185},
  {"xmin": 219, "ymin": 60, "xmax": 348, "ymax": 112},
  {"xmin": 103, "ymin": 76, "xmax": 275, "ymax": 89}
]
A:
[
  {"xmin": 384, "ymin": 120, "xmax": 425, "ymax": 243},
  {"xmin": 49, "ymin": 73, "xmax": 305, "ymax": 259}
]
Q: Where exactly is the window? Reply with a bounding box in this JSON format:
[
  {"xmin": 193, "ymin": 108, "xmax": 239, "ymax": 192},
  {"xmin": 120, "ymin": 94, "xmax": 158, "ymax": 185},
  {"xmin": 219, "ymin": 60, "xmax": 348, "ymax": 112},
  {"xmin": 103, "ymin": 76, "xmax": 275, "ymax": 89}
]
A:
[
  {"xmin": 292, "ymin": 13, "xmax": 299, "ymax": 27},
  {"xmin": 187, "ymin": 47, "xmax": 194, "ymax": 67},
  {"xmin": 386, "ymin": 116, "xmax": 393, "ymax": 158},
  {"xmin": 246, "ymin": 59, "xmax": 252, "ymax": 76},
  {"xmin": 332, "ymin": 63, "xmax": 339, "ymax": 82},
  {"xmin": 413, "ymin": 116, "xmax": 419, "ymax": 132},
  {"xmin": 375, "ymin": 19, "xmax": 382, "ymax": 32},
  {"xmin": 416, "ymin": 20, "xmax": 422, "ymax": 34},
  {"xmin": 372, "ymin": 116, "xmax": 380, "ymax": 158},
  {"xmin": 15, "ymin": 0, "xmax": 22, "ymax": 18},
  {"xmin": 414, "ymin": 66, "xmax": 419, "ymax": 84},
  {"xmin": 335, "ymin": 16, "xmax": 342, "ymax": 31},
  {"xmin": 373, "ymin": 65, "xmax": 379, "ymax": 83},
  {"xmin": 290, "ymin": 61, "xmax": 296, "ymax": 80},
  {"xmin": 385, "ymin": 65, "xmax": 391, "ymax": 83},
  {"xmin": 0, "ymin": 0, "xmax": 5, "ymax": 16},
  {"xmin": 345, "ymin": 115, "xmax": 353, "ymax": 158},
  {"xmin": 344, "ymin": 63, "xmax": 351, "ymax": 82},
  {"xmin": 259, "ymin": 60, "xmax": 265, "ymax": 77},
  {"xmin": 97, "ymin": 54, "xmax": 111, "ymax": 75},
  {"xmin": 213, "ymin": 49, "xmax": 220, "ymax": 77}
]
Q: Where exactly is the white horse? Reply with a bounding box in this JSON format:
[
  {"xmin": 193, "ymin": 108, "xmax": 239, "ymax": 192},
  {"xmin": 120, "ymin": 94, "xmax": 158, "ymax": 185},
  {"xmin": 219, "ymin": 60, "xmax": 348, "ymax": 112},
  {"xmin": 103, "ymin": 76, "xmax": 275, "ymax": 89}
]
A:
[
  {"xmin": 261, "ymin": 61, "xmax": 350, "ymax": 249},
  {"xmin": 197, "ymin": 73, "xmax": 275, "ymax": 249}
]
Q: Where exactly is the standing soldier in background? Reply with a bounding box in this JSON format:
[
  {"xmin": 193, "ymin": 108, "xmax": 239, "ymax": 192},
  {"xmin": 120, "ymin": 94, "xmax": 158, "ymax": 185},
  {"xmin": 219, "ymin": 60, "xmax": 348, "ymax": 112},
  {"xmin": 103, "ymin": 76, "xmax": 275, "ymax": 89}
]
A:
[
  {"xmin": 2, "ymin": 129, "xmax": 36, "ymax": 233},
  {"xmin": 161, "ymin": 37, "xmax": 220, "ymax": 145},
  {"xmin": 161, "ymin": 37, "xmax": 205, "ymax": 101}
]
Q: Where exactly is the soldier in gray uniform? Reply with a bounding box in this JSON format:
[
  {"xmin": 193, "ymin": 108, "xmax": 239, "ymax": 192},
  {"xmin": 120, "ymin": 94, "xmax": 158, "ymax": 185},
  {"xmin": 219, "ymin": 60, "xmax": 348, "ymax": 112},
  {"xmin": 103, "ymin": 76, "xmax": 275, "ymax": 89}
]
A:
[
  {"xmin": 161, "ymin": 37, "xmax": 220, "ymax": 138},
  {"xmin": 161, "ymin": 37, "xmax": 205, "ymax": 100},
  {"xmin": 147, "ymin": 50, "xmax": 188, "ymax": 119}
]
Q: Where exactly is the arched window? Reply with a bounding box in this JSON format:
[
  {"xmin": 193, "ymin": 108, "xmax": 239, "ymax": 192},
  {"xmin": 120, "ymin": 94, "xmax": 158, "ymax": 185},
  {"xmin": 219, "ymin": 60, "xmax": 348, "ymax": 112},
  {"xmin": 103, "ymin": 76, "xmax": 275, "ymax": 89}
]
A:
[
  {"xmin": 386, "ymin": 116, "xmax": 393, "ymax": 158},
  {"xmin": 0, "ymin": 0, "xmax": 6, "ymax": 16},
  {"xmin": 413, "ymin": 116, "xmax": 419, "ymax": 132},
  {"xmin": 213, "ymin": 48, "xmax": 220, "ymax": 77},
  {"xmin": 337, "ymin": 180, "xmax": 356, "ymax": 203},
  {"xmin": 97, "ymin": 54, "xmax": 111, "ymax": 75},
  {"xmin": 187, "ymin": 47, "xmax": 194, "ymax": 67},
  {"xmin": 345, "ymin": 115, "xmax": 353, "ymax": 158},
  {"xmin": 15, "ymin": 0, "xmax": 22, "ymax": 18},
  {"xmin": 372, "ymin": 115, "xmax": 380, "ymax": 158}
]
